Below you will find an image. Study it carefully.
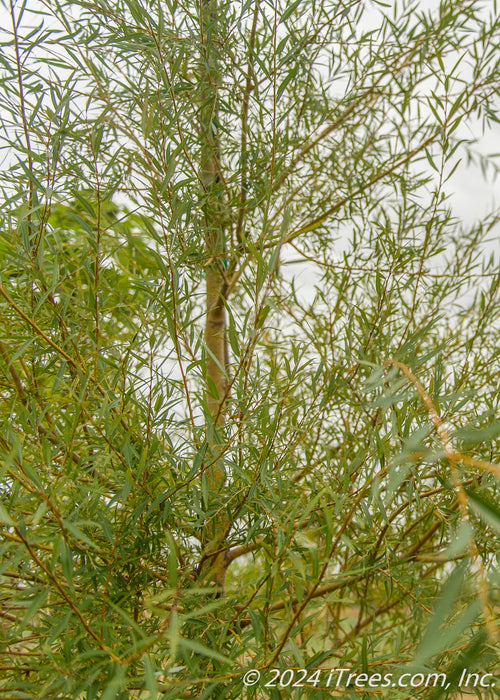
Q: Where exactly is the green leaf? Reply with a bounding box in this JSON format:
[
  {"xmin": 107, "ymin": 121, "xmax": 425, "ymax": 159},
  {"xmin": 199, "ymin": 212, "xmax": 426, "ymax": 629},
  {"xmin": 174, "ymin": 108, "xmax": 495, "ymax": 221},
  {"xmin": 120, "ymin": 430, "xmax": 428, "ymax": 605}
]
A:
[
  {"xmin": 277, "ymin": 64, "xmax": 299, "ymax": 101},
  {"xmin": 0, "ymin": 504, "xmax": 15, "ymax": 527},
  {"xmin": 280, "ymin": 0, "xmax": 302, "ymax": 22},
  {"xmin": 415, "ymin": 564, "xmax": 468, "ymax": 663},
  {"xmin": 165, "ymin": 531, "xmax": 178, "ymax": 589},
  {"xmin": 143, "ymin": 654, "xmax": 159, "ymax": 697},
  {"xmin": 466, "ymin": 489, "xmax": 500, "ymax": 534},
  {"xmin": 178, "ymin": 637, "xmax": 232, "ymax": 665},
  {"xmin": 454, "ymin": 421, "xmax": 500, "ymax": 447}
]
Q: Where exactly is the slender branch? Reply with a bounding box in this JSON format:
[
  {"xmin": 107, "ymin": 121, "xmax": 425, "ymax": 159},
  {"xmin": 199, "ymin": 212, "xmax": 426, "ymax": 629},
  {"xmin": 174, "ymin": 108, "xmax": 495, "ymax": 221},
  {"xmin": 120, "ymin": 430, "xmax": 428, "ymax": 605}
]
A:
[
  {"xmin": 13, "ymin": 526, "xmax": 123, "ymax": 664},
  {"xmin": 0, "ymin": 284, "xmax": 76, "ymax": 366}
]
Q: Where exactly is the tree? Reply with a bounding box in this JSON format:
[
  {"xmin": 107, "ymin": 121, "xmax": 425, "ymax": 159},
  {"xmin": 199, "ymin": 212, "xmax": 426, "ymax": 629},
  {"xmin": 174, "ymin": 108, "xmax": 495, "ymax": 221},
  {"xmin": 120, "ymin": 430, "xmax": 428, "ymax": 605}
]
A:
[{"xmin": 2, "ymin": 0, "xmax": 500, "ymax": 696}]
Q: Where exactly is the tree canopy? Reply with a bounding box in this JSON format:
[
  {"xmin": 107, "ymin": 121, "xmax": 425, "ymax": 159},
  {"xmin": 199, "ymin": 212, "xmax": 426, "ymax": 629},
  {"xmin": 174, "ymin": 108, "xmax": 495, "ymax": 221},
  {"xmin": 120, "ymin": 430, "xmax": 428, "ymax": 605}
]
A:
[{"xmin": 2, "ymin": 0, "xmax": 500, "ymax": 697}]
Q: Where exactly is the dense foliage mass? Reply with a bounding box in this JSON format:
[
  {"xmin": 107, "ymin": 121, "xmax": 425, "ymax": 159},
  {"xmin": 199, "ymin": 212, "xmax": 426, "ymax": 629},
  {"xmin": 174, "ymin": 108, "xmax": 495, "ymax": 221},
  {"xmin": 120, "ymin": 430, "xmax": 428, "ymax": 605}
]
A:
[{"xmin": 2, "ymin": 0, "xmax": 500, "ymax": 696}]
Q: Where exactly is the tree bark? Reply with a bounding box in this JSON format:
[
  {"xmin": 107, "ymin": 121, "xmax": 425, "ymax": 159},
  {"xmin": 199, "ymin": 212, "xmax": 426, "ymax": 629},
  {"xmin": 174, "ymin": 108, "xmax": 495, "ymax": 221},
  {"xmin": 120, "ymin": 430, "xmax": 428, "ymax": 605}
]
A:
[{"xmin": 199, "ymin": 0, "xmax": 229, "ymax": 593}]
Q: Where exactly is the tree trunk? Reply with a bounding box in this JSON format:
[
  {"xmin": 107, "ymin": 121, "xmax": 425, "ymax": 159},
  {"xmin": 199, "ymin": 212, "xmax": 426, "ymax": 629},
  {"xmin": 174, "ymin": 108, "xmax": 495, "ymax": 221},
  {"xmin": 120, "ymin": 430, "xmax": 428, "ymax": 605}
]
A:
[{"xmin": 199, "ymin": 0, "xmax": 229, "ymax": 593}]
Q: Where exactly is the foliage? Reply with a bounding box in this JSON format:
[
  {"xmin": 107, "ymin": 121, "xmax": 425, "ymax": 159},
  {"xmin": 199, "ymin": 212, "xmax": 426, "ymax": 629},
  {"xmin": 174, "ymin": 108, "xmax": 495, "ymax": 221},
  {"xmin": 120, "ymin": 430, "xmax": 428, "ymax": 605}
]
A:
[{"xmin": 1, "ymin": 0, "xmax": 500, "ymax": 696}]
